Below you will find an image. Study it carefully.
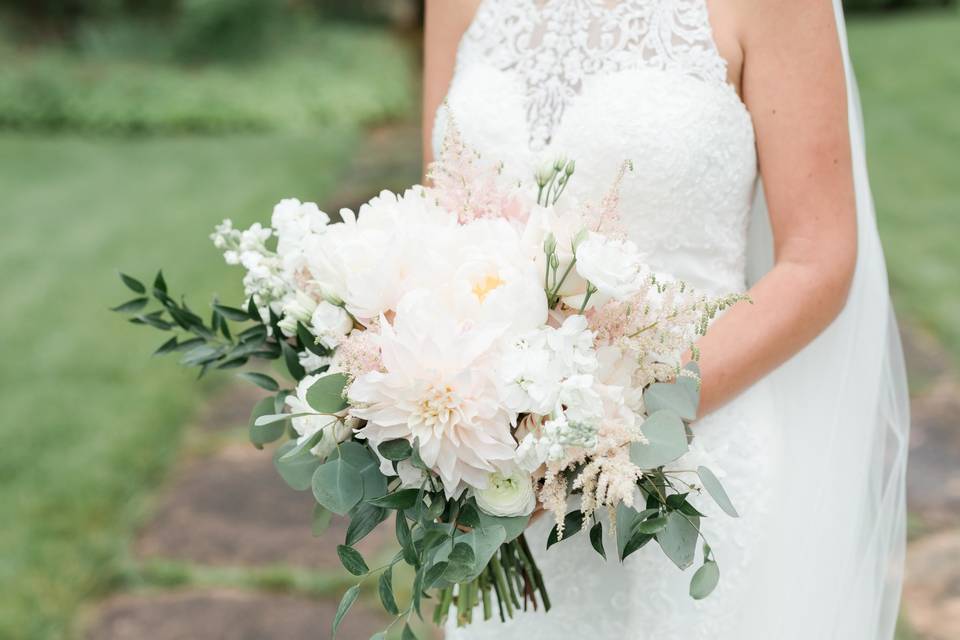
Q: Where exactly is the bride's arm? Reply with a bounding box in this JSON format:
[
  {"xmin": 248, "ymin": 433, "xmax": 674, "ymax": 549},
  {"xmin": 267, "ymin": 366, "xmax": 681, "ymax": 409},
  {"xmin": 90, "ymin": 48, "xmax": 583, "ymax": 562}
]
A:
[
  {"xmin": 693, "ymin": 0, "xmax": 858, "ymax": 416},
  {"xmin": 422, "ymin": 0, "xmax": 482, "ymax": 177}
]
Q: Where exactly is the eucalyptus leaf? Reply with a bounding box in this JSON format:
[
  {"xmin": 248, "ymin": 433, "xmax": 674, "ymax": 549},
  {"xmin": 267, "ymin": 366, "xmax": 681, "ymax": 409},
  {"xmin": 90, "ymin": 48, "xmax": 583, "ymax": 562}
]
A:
[
  {"xmin": 212, "ymin": 303, "xmax": 250, "ymax": 322},
  {"xmin": 622, "ymin": 530, "xmax": 654, "ymax": 560},
  {"xmin": 237, "ymin": 371, "xmax": 280, "ymax": 392},
  {"xmin": 644, "ymin": 381, "xmax": 698, "ymax": 421},
  {"xmin": 448, "ymin": 542, "xmax": 476, "ymax": 566},
  {"xmin": 312, "ymin": 458, "xmax": 363, "ymax": 515},
  {"xmin": 589, "ymin": 521, "xmax": 606, "ymax": 560},
  {"xmin": 630, "ymin": 410, "xmax": 689, "ymax": 469},
  {"xmin": 337, "ymin": 544, "xmax": 369, "ymax": 576},
  {"xmin": 345, "ymin": 503, "xmax": 388, "ymax": 546},
  {"xmin": 697, "ymin": 465, "xmax": 739, "ymax": 517},
  {"xmin": 281, "ymin": 340, "xmax": 306, "ymax": 381},
  {"xmin": 396, "ymin": 511, "xmax": 416, "ymax": 565},
  {"xmin": 153, "ymin": 336, "xmax": 179, "ymax": 356},
  {"xmin": 297, "ymin": 321, "xmax": 329, "ymax": 357},
  {"xmin": 249, "ymin": 397, "xmax": 285, "ymax": 448},
  {"xmin": 689, "ymin": 560, "xmax": 720, "ymax": 599},
  {"xmin": 305, "ymin": 372, "xmax": 349, "ymax": 413},
  {"xmin": 547, "ymin": 510, "xmax": 584, "ymax": 549},
  {"xmin": 656, "ymin": 512, "xmax": 700, "ymax": 570},
  {"xmin": 378, "ymin": 566, "xmax": 399, "ymax": 615},
  {"xmin": 474, "ymin": 509, "xmax": 529, "ymax": 543},
  {"xmin": 378, "ymin": 439, "xmax": 413, "ymax": 462},
  {"xmin": 402, "ymin": 624, "xmax": 418, "ymax": 640},
  {"xmin": 635, "ymin": 514, "xmax": 668, "ymax": 534},
  {"xmin": 367, "ymin": 489, "xmax": 420, "ymax": 510},
  {"xmin": 273, "ymin": 440, "xmax": 321, "ymax": 491},
  {"xmin": 332, "ymin": 442, "xmax": 387, "ymax": 500},
  {"xmin": 119, "ymin": 272, "xmax": 146, "ymax": 294},
  {"xmin": 332, "ymin": 584, "xmax": 360, "ymax": 638},
  {"xmin": 111, "ymin": 297, "xmax": 149, "ymax": 313}
]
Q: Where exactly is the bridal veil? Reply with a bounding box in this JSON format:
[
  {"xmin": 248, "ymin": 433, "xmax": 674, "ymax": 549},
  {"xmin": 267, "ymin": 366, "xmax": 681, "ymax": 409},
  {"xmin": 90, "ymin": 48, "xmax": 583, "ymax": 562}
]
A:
[{"xmin": 742, "ymin": 1, "xmax": 910, "ymax": 636}]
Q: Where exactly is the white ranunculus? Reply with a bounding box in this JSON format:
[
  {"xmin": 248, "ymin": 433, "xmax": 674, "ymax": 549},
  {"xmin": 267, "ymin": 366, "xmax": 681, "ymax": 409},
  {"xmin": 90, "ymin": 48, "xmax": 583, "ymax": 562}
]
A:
[
  {"xmin": 278, "ymin": 290, "xmax": 319, "ymax": 337},
  {"xmin": 572, "ymin": 233, "xmax": 650, "ymax": 306},
  {"xmin": 474, "ymin": 467, "xmax": 537, "ymax": 517},
  {"xmin": 310, "ymin": 301, "xmax": 354, "ymax": 348},
  {"xmin": 286, "ymin": 374, "xmax": 351, "ymax": 459}
]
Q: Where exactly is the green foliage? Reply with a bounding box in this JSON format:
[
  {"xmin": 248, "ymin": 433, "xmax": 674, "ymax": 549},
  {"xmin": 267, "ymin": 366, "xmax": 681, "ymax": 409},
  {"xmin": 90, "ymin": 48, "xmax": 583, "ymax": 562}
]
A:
[
  {"xmin": 172, "ymin": 0, "xmax": 283, "ymax": 63},
  {"xmin": 0, "ymin": 24, "xmax": 413, "ymax": 135}
]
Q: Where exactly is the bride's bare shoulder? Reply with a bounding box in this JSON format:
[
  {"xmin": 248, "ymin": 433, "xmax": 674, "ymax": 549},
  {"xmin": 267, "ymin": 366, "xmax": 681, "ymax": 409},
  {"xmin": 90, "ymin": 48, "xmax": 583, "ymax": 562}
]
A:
[{"xmin": 425, "ymin": 0, "xmax": 483, "ymax": 37}]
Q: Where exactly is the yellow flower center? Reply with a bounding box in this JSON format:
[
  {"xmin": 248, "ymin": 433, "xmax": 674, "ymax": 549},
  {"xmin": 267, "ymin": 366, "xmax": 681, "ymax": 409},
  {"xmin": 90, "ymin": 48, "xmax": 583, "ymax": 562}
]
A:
[{"xmin": 472, "ymin": 273, "xmax": 505, "ymax": 302}]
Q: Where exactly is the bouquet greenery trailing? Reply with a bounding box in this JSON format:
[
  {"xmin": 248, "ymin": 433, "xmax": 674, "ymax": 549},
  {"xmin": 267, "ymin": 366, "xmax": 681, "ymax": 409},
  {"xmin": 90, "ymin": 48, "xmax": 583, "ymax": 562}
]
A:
[{"xmin": 114, "ymin": 128, "xmax": 745, "ymax": 636}]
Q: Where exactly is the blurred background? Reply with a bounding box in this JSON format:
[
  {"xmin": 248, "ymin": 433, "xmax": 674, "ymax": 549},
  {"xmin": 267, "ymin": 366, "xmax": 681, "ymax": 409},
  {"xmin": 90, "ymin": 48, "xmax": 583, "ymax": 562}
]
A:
[{"xmin": 0, "ymin": 0, "xmax": 956, "ymax": 639}]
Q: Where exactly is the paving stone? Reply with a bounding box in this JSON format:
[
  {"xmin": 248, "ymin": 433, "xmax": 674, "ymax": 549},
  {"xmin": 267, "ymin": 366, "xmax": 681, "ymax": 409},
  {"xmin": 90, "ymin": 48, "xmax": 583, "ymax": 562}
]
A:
[
  {"xmin": 136, "ymin": 443, "xmax": 393, "ymax": 569},
  {"xmin": 903, "ymin": 529, "xmax": 960, "ymax": 640},
  {"xmin": 907, "ymin": 373, "xmax": 960, "ymax": 532},
  {"xmin": 85, "ymin": 589, "xmax": 387, "ymax": 640}
]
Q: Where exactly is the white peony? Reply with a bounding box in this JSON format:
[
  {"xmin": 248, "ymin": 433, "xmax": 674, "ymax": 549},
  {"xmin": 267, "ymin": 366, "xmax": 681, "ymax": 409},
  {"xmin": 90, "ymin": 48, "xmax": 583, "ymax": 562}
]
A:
[
  {"xmin": 572, "ymin": 233, "xmax": 649, "ymax": 306},
  {"xmin": 286, "ymin": 374, "xmax": 352, "ymax": 459},
  {"xmin": 310, "ymin": 301, "xmax": 354, "ymax": 348},
  {"xmin": 348, "ymin": 290, "xmax": 517, "ymax": 498},
  {"xmin": 304, "ymin": 188, "xmax": 455, "ymax": 321},
  {"xmin": 473, "ymin": 467, "xmax": 537, "ymax": 517}
]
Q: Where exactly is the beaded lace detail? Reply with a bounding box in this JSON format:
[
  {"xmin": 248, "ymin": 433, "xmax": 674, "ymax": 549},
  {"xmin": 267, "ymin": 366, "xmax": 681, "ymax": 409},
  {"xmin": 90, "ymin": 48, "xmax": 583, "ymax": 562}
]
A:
[{"xmin": 460, "ymin": 0, "xmax": 730, "ymax": 150}]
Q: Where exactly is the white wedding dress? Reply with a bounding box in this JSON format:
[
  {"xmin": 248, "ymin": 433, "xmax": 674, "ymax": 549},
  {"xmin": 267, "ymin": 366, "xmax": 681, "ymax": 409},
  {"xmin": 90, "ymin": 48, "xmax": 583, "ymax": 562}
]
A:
[{"xmin": 433, "ymin": 1, "xmax": 910, "ymax": 638}]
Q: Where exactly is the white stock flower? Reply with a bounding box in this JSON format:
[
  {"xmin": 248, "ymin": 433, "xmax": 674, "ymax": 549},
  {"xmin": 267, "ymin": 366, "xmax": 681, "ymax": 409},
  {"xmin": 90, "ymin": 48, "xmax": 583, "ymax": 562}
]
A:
[
  {"xmin": 310, "ymin": 301, "xmax": 354, "ymax": 348},
  {"xmin": 572, "ymin": 233, "xmax": 649, "ymax": 305},
  {"xmin": 271, "ymin": 198, "xmax": 330, "ymax": 278},
  {"xmin": 286, "ymin": 374, "xmax": 351, "ymax": 459},
  {"xmin": 473, "ymin": 467, "xmax": 537, "ymax": 517}
]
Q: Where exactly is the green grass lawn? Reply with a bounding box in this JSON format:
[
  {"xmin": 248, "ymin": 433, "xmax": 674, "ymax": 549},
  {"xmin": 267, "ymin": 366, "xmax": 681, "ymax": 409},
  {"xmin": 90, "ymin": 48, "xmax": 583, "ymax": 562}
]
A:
[
  {"xmin": 0, "ymin": 131, "xmax": 359, "ymax": 639},
  {"xmin": 848, "ymin": 9, "xmax": 960, "ymax": 363}
]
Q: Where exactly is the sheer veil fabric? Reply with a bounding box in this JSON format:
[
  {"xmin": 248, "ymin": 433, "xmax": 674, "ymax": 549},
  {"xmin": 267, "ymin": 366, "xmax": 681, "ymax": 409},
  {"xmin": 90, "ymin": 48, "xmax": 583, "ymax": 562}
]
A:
[
  {"xmin": 435, "ymin": 0, "xmax": 910, "ymax": 636},
  {"xmin": 741, "ymin": 2, "xmax": 910, "ymax": 636}
]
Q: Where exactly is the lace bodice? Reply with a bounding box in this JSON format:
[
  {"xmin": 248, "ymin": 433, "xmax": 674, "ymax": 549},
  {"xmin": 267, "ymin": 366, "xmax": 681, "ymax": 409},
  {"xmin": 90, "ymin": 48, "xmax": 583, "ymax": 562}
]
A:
[{"xmin": 434, "ymin": 0, "xmax": 758, "ymax": 295}]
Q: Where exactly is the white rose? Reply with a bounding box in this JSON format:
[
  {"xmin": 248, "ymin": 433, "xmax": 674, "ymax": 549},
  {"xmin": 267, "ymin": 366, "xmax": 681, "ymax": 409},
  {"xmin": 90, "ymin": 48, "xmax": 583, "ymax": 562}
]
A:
[
  {"xmin": 572, "ymin": 233, "xmax": 649, "ymax": 306},
  {"xmin": 278, "ymin": 290, "xmax": 319, "ymax": 337},
  {"xmin": 311, "ymin": 301, "xmax": 354, "ymax": 348},
  {"xmin": 474, "ymin": 467, "xmax": 537, "ymax": 517}
]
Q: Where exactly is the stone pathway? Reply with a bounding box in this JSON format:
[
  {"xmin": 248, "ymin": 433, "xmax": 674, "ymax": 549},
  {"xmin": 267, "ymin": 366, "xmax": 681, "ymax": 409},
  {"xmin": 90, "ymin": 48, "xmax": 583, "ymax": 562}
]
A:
[
  {"xmin": 899, "ymin": 324, "xmax": 960, "ymax": 640},
  {"xmin": 82, "ymin": 121, "xmax": 959, "ymax": 639}
]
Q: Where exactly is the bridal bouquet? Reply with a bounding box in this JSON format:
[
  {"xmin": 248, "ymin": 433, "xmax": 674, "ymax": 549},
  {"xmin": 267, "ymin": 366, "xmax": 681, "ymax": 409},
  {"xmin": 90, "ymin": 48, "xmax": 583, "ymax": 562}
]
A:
[{"xmin": 113, "ymin": 128, "xmax": 745, "ymax": 637}]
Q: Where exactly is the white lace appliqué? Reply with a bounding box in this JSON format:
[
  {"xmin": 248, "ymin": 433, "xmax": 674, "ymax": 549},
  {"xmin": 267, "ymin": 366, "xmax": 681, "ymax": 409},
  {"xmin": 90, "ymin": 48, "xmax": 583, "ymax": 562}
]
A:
[{"xmin": 460, "ymin": 0, "xmax": 730, "ymax": 150}]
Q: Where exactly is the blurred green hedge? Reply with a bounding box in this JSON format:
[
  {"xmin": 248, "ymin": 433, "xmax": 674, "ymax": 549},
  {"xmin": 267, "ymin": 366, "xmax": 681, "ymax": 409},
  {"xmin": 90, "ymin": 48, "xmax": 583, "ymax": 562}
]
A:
[{"xmin": 0, "ymin": 23, "xmax": 414, "ymax": 135}]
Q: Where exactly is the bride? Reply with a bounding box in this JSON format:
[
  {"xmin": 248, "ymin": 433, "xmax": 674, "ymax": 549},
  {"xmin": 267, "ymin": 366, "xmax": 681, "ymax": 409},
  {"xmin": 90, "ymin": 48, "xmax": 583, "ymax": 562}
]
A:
[{"xmin": 422, "ymin": 0, "xmax": 910, "ymax": 638}]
